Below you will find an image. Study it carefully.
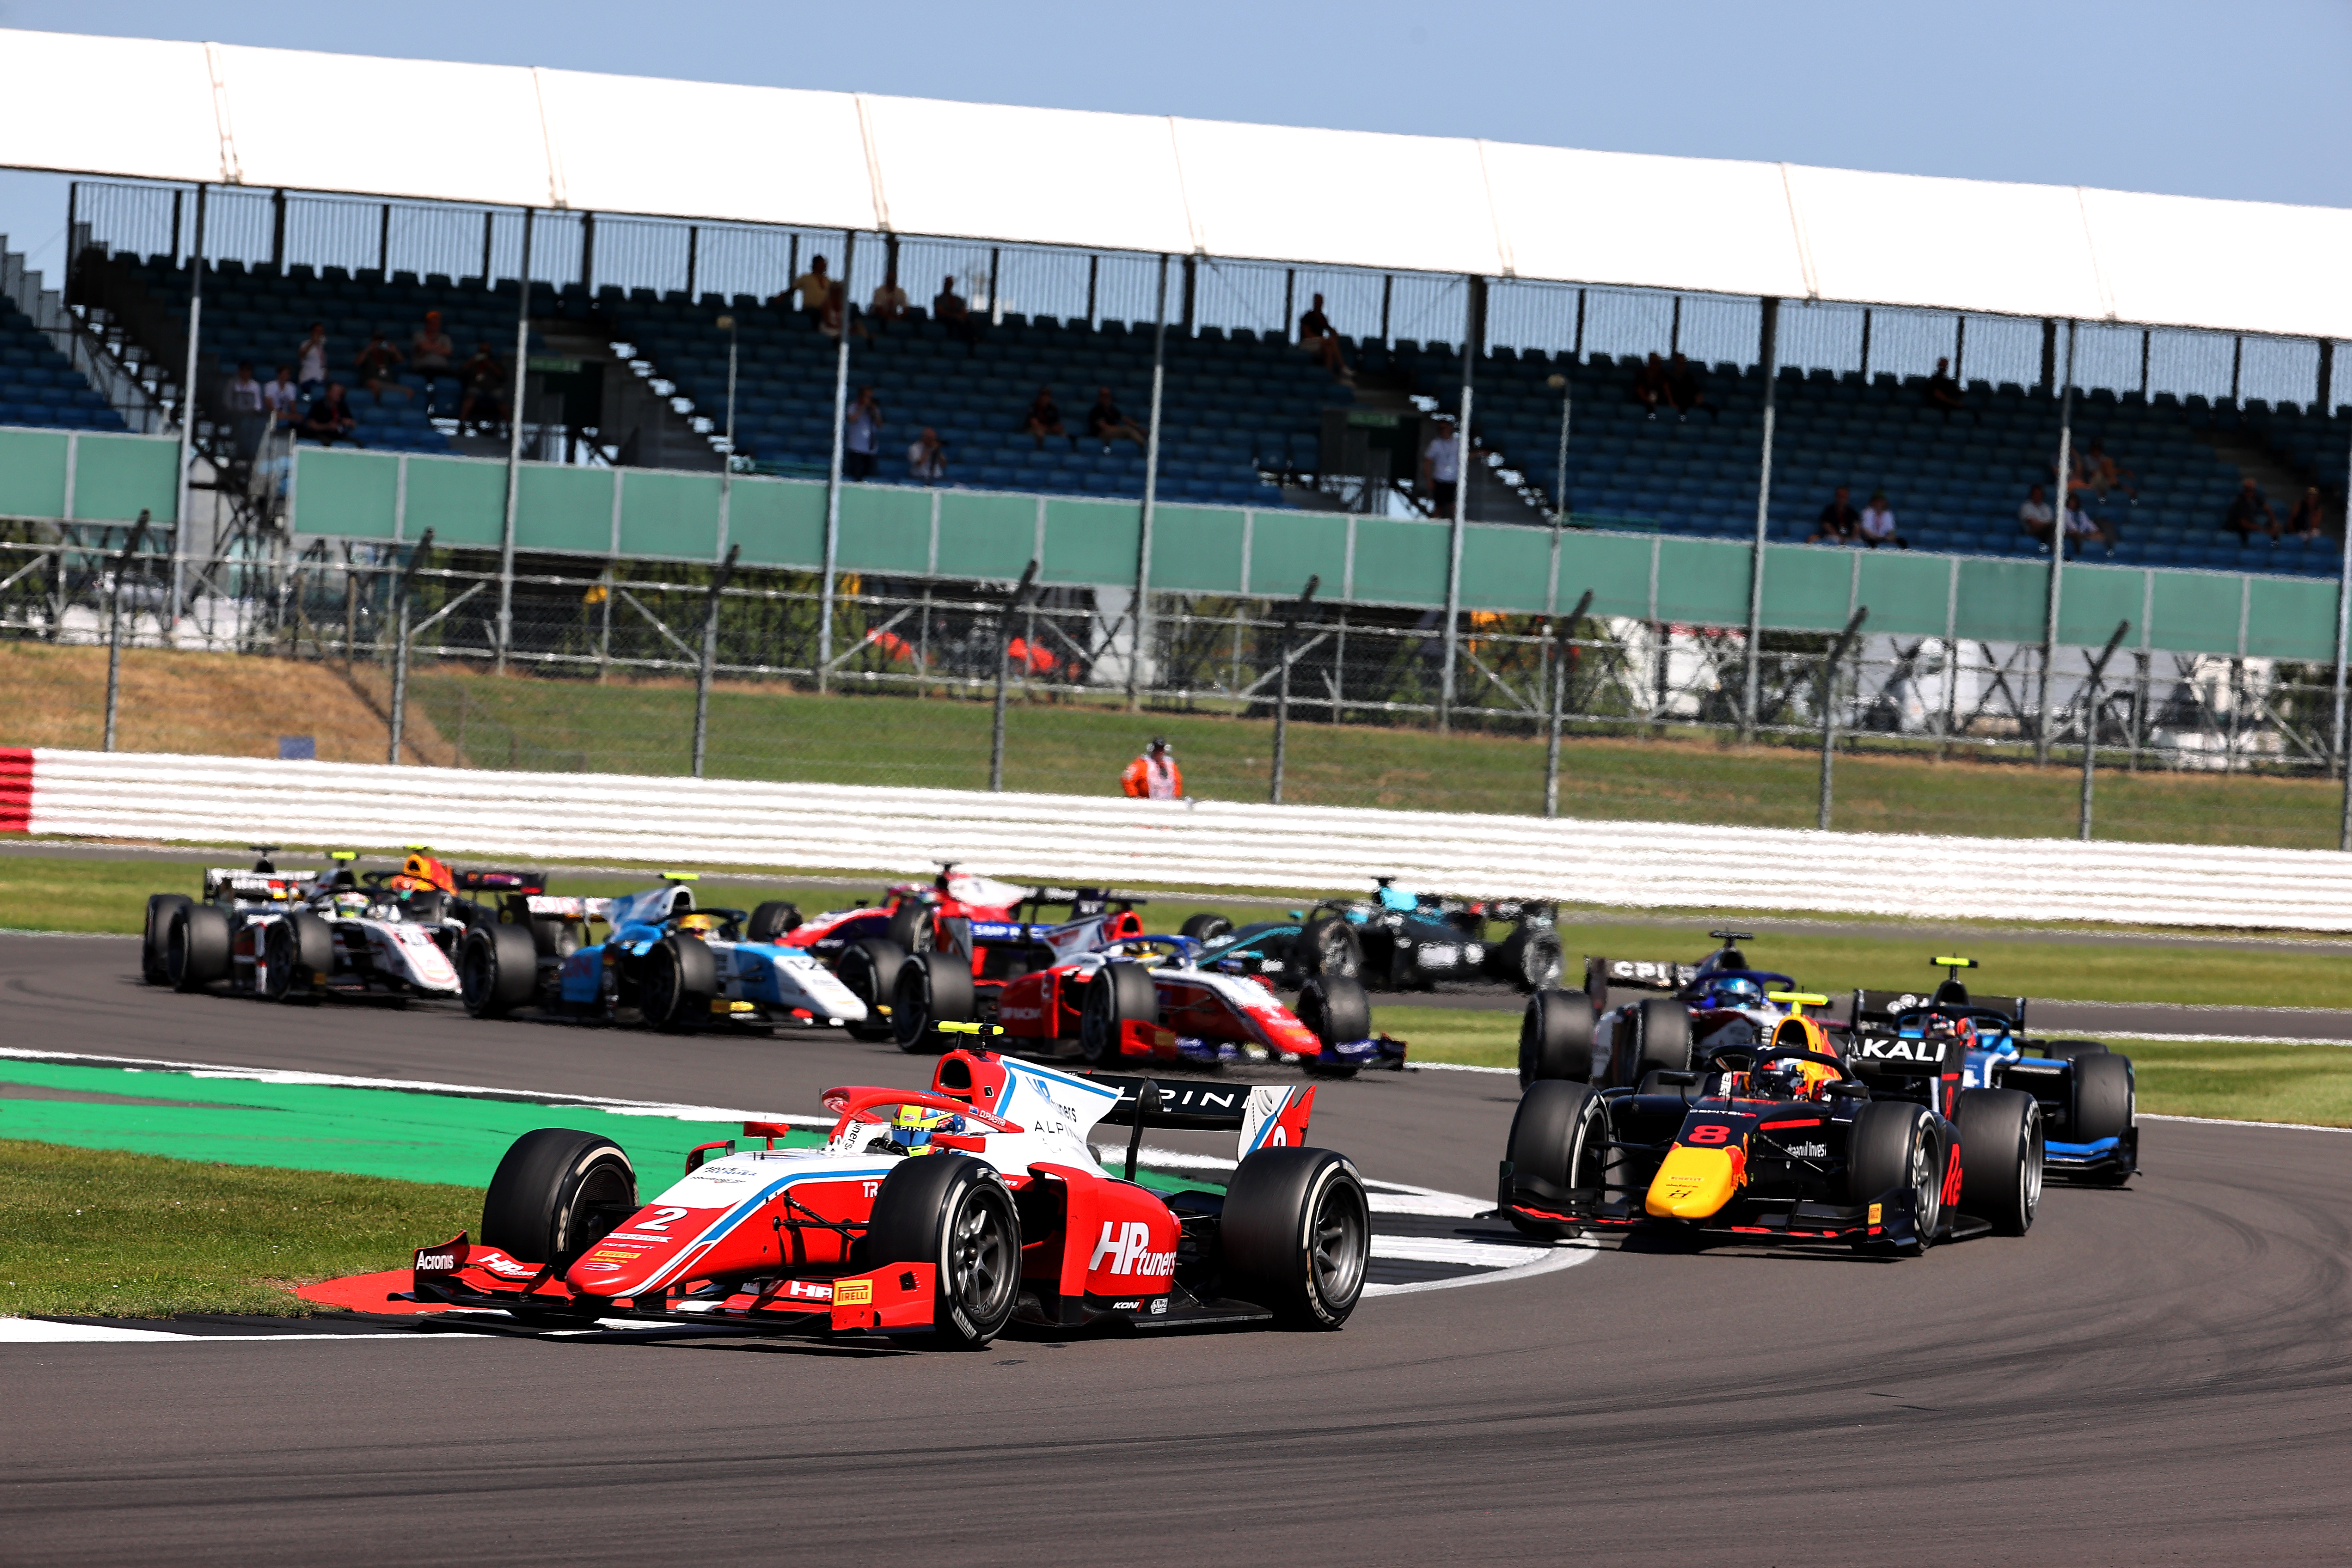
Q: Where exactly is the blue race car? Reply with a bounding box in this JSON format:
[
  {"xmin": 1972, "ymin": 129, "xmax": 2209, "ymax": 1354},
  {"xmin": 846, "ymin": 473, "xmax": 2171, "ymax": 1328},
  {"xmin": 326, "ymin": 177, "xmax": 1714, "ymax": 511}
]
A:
[
  {"xmin": 1847, "ymin": 958, "xmax": 2136, "ymax": 1185},
  {"xmin": 459, "ymin": 874, "xmax": 869, "ymax": 1033}
]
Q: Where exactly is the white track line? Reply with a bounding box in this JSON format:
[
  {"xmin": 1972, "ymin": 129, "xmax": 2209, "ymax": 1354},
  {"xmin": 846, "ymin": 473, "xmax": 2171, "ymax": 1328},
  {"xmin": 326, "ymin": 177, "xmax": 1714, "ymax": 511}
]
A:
[
  {"xmin": 1364, "ymin": 1243, "xmax": 1594, "ymax": 1297},
  {"xmin": 2141, "ymin": 1112, "xmax": 2352, "ymax": 1135},
  {"xmin": 0, "ymin": 1320, "xmax": 474, "ymax": 1344}
]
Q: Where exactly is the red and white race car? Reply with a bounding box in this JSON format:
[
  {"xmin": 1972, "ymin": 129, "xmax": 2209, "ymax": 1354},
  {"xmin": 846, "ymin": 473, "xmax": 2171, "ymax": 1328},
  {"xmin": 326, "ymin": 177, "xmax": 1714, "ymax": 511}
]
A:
[
  {"xmin": 894, "ymin": 935, "xmax": 1407, "ymax": 1075},
  {"xmin": 403, "ymin": 1047, "xmax": 1369, "ymax": 1346}
]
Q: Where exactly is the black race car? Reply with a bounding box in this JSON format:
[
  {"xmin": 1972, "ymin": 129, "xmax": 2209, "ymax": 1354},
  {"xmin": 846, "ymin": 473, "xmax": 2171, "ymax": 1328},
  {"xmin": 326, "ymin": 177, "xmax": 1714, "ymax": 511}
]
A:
[{"xmin": 1185, "ymin": 879, "xmax": 1563, "ymax": 993}]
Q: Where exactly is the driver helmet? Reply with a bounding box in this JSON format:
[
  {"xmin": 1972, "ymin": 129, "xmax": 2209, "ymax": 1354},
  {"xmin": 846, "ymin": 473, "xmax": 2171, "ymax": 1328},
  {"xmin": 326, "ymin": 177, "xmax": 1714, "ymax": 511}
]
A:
[
  {"xmin": 677, "ymin": 912, "xmax": 724, "ymax": 936},
  {"xmin": 1751, "ymin": 1054, "xmax": 1839, "ymax": 1103},
  {"xmin": 331, "ymin": 891, "xmax": 368, "ymax": 918},
  {"xmin": 1703, "ymin": 976, "xmax": 1764, "ymax": 1010},
  {"xmin": 888, "ymin": 1103, "xmax": 965, "ymax": 1155},
  {"xmin": 1920, "ymin": 1011, "xmax": 1979, "ymax": 1052}
]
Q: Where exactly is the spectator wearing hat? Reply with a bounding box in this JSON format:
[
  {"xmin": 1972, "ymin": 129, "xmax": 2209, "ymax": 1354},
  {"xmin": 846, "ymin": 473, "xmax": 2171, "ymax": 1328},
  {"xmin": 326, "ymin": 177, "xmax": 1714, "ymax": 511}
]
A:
[{"xmin": 1122, "ymin": 737, "xmax": 1182, "ymax": 800}]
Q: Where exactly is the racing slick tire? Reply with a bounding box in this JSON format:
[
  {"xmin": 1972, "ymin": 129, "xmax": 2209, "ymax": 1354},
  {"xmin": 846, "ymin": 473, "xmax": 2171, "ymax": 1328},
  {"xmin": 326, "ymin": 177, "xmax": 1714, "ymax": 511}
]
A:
[
  {"xmin": 1179, "ymin": 912, "xmax": 1234, "ymax": 944},
  {"xmin": 262, "ymin": 912, "xmax": 334, "ymax": 1002},
  {"xmin": 1298, "ymin": 914, "xmax": 1362, "ymax": 981},
  {"xmin": 837, "ymin": 937, "xmax": 906, "ymax": 1041},
  {"xmin": 143, "ymin": 894, "xmax": 192, "ymax": 984},
  {"xmin": 1080, "ymin": 961, "xmax": 1160, "ymax": 1066},
  {"xmin": 1956, "ymin": 1087, "xmax": 2043, "ymax": 1236},
  {"xmin": 461, "ymin": 922, "xmax": 542, "ymax": 1019},
  {"xmin": 2040, "ymin": 1040, "xmax": 2108, "ymax": 1060},
  {"xmin": 166, "ymin": 904, "xmax": 231, "ymax": 992},
  {"xmin": 2071, "ymin": 1052, "xmax": 2137, "ymax": 1186},
  {"xmin": 747, "ymin": 900, "xmax": 803, "ymax": 942},
  {"xmin": 640, "ymin": 934, "xmax": 717, "ymax": 1031},
  {"xmin": 867, "ymin": 1153, "xmax": 1020, "ymax": 1349},
  {"xmin": 479, "ymin": 1128, "xmax": 639, "ymax": 1273},
  {"xmin": 1489, "ymin": 924, "xmax": 1565, "ymax": 992},
  {"xmin": 1295, "ymin": 976, "xmax": 1372, "ymax": 1076},
  {"xmin": 1627, "ymin": 997, "xmax": 1693, "ymax": 1085},
  {"xmin": 1221, "ymin": 1147, "xmax": 1371, "ymax": 1330},
  {"xmin": 1519, "ymin": 988, "xmax": 1596, "ymax": 1087},
  {"xmin": 1501, "ymin": 1079, "xmax": 1607, "ymax": 1240},
  {"xmin": 1847, "ymin": 1100, "xmax": 1948, "ymax": 1255},
  {"xmin": 887, "ymin": 902, "xmax": 934, "ymax": 954},
  {"xmin": 893, "ymin": 951, "xmax": 974, "ymax": 1052}
]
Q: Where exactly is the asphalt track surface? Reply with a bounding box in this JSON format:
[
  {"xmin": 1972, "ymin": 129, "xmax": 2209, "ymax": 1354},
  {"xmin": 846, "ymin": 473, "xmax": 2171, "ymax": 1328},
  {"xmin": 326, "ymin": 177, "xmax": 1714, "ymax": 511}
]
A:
[{"xmin": 3, "ymin": 936, "xmax": 2349, "ymax": 1564}]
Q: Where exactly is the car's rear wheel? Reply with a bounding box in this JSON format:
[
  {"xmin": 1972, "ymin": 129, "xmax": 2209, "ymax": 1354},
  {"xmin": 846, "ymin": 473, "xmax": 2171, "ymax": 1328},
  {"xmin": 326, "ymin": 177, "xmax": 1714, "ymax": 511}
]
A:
[
  {"xmin": 461, "ymin": 923, "xmax": 542, "ymax": 1018},
  {"xmin": 1221, "ymin": 1147, "xmax": 1370, "ymax": 1329},
  {"xmin": 640, "ymin": 935, "xmax": 717, "ymax": 1031},
  {"xmin": 1501, "ymin": 1078, "xmax": 1608, "ymax": 1239},
  {"xmin": 1519, "ymin": 988, "xmax": 1596, "ymax": 1087},
  {"xmin": 1848, "ymin": 1100, "xmax": 1946, "ymax": 1255},
  {"xmin": 1179, "ymin": 912, "xmax": 1233, "ymax": 944},
  {"xmin": 167, "ymin": 905, "xmax": 230, "ymax": 992},
  {"xmin": 836, "ymin": 937, "xmax": 905, "ymax": 1041},
  {"xmin": 479, "ymin": 1128, "xmax": 638, "ymax": 1272},
  {"xmin": 867, "ymin": 1154, "xmax": 1020, "ymax": 1349},
  {"xmin": 893, "ymin": 951, "xmax": 973, "ymax": 1051},
  {"xmin": 1080, "ymin": 961, "xmax": 1158, "ymax": 1065},
  {"xmin": 1298, "ymin": 914, "xmax": 1361, "ymax": 980},
  {"xmin": 1956, "ymin": 1087, "xmax": 2043, "ymax": 1235},
  {"xmin": 263, "ymin": 912, "xmax": 334, "ymax": 1002},
  {"xmin": 747, "ymin": 900, "xmax": 803, "ymax": 942},
  {"xmin": 1491, "ymin": 924, "xmax": 1565, "ymax": 992},
  {"xmin": 143, "ymin": 894, "xmax": 191, "ymax": 984}
]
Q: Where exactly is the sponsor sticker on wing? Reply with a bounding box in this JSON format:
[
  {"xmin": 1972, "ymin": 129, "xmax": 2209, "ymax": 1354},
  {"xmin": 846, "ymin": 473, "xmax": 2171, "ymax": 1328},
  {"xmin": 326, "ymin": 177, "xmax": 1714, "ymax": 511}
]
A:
[{"xmin": 832, "ymin": 1278, "xmax": 873, "ymax": 1306}]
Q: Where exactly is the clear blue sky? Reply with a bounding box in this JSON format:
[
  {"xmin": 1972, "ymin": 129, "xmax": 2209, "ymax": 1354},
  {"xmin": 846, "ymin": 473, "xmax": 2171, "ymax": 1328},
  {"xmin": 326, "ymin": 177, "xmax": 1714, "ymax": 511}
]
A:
[{"xmin": 3, "ymin": 0, "xmax": 2348, "ymax": 282}]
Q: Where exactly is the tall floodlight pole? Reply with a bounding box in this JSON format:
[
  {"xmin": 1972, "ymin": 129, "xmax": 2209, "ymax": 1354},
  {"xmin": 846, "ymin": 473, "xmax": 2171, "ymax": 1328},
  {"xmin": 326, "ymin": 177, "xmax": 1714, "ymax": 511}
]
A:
[
  {"xmin": 1817, "ymin": 606, "xmax": 1869, "ymax": 830},
  {"xmin": 1544, "ymin": 588, "xmax": 1595, "ymax": 819},
  {"xmin": 991, "ymin": 560, "xmax": 1039, "ymax": 792},
  {"xmin": 716, "ymin": 312, "xmax": 738, "ymax": 561},
  {"xmin": 1740, "ymin": 298, "xmax": 1781, "ymax": 739},
  {"xmin": 1269, "ymin": 575, "xmax": 1320, "ymax": 804},
  {"xmin": 2036, "ymin": 321, "xmax": 2078, "ymax": 766},
  {"xmin": 171, "ymin": 186, "xmax": 208, "ymax": 629},
  {"xmin": 1129, "ymin": 254, "xmax": 1171, "ymax": 709},
  {"xmin": 1549, "ymin": 372, "xmax": 1572, "ymax": 525},
  {"xmin": 1438, "ymin": 277, "xmax": 1481, "ymax": 733},
  {"xmin": 692, "ymin": 544, "xmax": 741, "ymax": 778},
  {"xmin": 818, "ymin": 233, "xmax": 857, "ymax": 693},
  {"xmin": 387, "ymin": 528, "xmax": 435, "ymax": 766},
  {"xmin": 2078, "ymin": 619, "xmax": 2131, "ymax": 841},
  {"xmin": 495, "ymin": 208, "xmax": 535, "ymax": 674},
  {"xmin": 2334, "ymin": 380, "xmax": 2352, "ymax": 849}
]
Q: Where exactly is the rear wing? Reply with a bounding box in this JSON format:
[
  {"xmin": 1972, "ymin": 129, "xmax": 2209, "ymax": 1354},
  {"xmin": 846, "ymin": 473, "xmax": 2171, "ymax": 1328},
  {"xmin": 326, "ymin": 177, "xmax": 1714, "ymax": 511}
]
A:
[
  {"xmin": 1852, "ymin": 988, "xmax": 2027, "ymax": 1029},
  {"xmin": 202, "ymin": 867, "xmax": 318, "ymax": 903},
  {"xmin": 1084, "ymin": 1074, "xmax": 1316, "ymax": 1167},
  {"xmin": 1586, "ymin": 955, "xmax": 1700, "ymax": 1003},
  {"xmin": 455, "ymin": 868, "xmax": 548, "ymax": 894}
]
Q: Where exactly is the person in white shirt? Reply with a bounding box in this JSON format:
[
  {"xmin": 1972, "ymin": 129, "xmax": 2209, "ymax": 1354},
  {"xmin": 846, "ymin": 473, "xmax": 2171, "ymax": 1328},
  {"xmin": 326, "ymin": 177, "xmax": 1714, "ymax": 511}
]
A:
[
  {"xmin": 261, "ymin": 364, "xmax": 300, "ymax": 420},
  {"xmin": 2018, "ymin": 484, "xmax": 2056, "ymax": 547},
  {"xmin": 1857, "ymin": 490, "xmax": 1907, "ymax": 549},
  {"xmin": 296, "ymin": 323, "xmax": 329, "ymax": 397},
  {"xmin": 843, "ymin": 386, "xmax": 882, "ymax": 480},
  {"xmin": 2064, "ymin": 500, "xmax": 2109, "ymax": 556},
  {"xmin": 907, "ymin": 426, "xmax": 947, "ymax": 484},
  {"xmin": 223, "ymin": 362, "xmax": 263, "ymax": 414},
  {"xmin": 1423, "ymin": 415, "xmax": 1462, "ymax": 516}
]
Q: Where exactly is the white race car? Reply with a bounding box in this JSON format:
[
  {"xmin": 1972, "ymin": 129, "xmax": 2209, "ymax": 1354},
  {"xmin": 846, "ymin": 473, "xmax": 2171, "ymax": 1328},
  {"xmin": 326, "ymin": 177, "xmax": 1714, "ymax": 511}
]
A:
[{"xmin": 150, "ymin": 852, "xmax": 463, "ymax": 1002}]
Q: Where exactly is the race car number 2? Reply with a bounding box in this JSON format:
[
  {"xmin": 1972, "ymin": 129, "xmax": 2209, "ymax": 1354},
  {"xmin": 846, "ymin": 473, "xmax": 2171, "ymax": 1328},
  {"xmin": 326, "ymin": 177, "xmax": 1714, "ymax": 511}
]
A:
[{"xmin": 636, "ymin": 1207, "xmax": 691, "ymax": 1231}]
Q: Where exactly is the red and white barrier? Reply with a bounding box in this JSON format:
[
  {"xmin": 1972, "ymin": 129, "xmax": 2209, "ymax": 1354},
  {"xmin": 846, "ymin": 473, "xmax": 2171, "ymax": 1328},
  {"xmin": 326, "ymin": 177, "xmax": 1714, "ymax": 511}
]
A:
[{"xmin": 9, "ymin": 746, "xmax": 2352, "ymax": 930}]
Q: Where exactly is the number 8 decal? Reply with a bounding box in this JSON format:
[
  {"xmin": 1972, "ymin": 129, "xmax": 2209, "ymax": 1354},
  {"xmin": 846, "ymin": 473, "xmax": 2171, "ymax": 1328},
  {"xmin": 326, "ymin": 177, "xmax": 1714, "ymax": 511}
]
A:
[{"xmin": 1687, "ymin": 1125, "xmax": 1731, "ymax": 1146}]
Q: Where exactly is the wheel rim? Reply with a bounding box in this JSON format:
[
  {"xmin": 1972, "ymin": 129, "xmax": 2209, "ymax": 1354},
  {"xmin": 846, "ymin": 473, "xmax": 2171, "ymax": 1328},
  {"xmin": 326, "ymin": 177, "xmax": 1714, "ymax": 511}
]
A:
[
  {"xmin": 947, "ymin": 1188, "xmax": 1016, "ymax": 1325},
  {"xmin": 167, "ymin": 922, "xmax": 188, "ymax": 985},
  {"xmin": 1307, "ymin": 1173, "xmax": 1369, "ymax": 1307},
  {"xmin": 563, "ymin": 1161, "xmax": 636, "ymax": 1262},
  {"xmin": 1909, "ymin": 1127, "xmax": 1940, "ymax": 1233},
  {"xmin": 643, "ymin": 951, "xmax": 677, "ymax": 1024},
  {"xmin": 896, "ymin": 968, "xmax": 931, "ymax": 1048},
  {"xmin": 2021, "ymin": 1115, "xmax": 2045, "ymax": 1220},
  {"xmin": 461, "ymin": 940, "xmax": 490, "ymax": 1004},
  {"xmin": 265, "ymin": 928, "xmax": 291, "ymax": 998},
  {"xmin": 1079, "ymin": 980, "xmax": 1113, "ymax": 1062}
]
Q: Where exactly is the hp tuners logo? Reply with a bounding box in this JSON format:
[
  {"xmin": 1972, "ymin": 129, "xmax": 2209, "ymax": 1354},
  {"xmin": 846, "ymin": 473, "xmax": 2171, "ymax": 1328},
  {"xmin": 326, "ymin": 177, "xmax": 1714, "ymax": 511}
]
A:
[{"xmin": 1087, "ymin": 1220, "xmax": 1175, "ymax": 1279}]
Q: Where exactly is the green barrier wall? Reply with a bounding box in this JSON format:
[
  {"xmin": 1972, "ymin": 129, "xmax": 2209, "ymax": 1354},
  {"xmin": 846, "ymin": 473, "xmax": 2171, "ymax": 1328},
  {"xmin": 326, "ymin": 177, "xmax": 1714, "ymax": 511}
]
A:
[{"xmin": 0, "ymin": 432, "xmax": 2276, "ymax": 663}]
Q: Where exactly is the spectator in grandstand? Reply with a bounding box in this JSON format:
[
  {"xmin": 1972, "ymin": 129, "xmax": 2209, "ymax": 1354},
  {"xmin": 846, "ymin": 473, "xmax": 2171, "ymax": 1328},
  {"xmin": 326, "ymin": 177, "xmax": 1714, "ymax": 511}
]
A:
[
  {"xmin": 870, "ymin": 266, "xmax": 909, "ymax": 330},
  {"xmin": 296, "ymin": 323, "xmax": 330, "ymax": 398},
  {"xmin": 935, "ymin": 275, "xmax": 979, "ymax": 351},
  {"xmin": 1422, "ymin": 414, "xmax": 1461, "ymax": 515},
  {"xmin": 2288, "ymin": 486, "xmax": 2329, "ymax": 540},
  {"xmin": 2019, "ymin": 484, "xmax": 2056, "ymax": 547},
  {"xmin": 1666, "ymin": 353, "xmax": 1710, "ymax": 420},
  {"xmin": 819, "ymin": 280, "xmax": 869, "ymax": 346},
  {"xmin": 2064, "ymin": 497, "xmax": 2109, "ymax": 556},
  {"xmin": 456, "ymin": 344, "xmax": 508, "ymax": 437},
  {"xmin": 1022, "ymin": 386, "xmax": 1071, "ymax": 449},
  {"xmin": 1087, "ymin": 386, "xmax": 1146, "ymax": 450},
  {"xmin": 410, "ymin": 310, "xmax": 455, "ymax": 413},
  {"xmin": 844, "ymin": 386, "xmax": 882, "ymax": 480},
  {"xmin": 907, "ymin": 426, "xmax": 948, "ymax": 484},
  {"xmin": 2073, "ymin": 438, "xmax": 2135, "ymax": 502},
  {"xmin": 300, "ymin": 382, "xmax": 359, "ymax": 446},
  {"xmin": 354, "ymin": 332, "xmax": 412, "ymax": 404},
  {"xmin": 1297, "ymin": 292, "xmax": 1347, "ymax": 377},
  {"xmin": 1808, "ymin": 485, "xmax": 1859, "ymax": 544},
  {"xmin": 791, "ymin": 254, "xmax": 831, "ymax": 315},
  {"xmin": 1925, "ymin": 357, "xmax": 1964, "ymax": 412},
  {"xmin": 1857, "ymin": 490, "xmax": 1908, "ymax": 549},
  {"xmin": 261, "ymin": 364, "xmax": 300, "ymax": 421},
  {"xmin": 1121, "ymin": 736, "xmax": 1182, "ymax": 800},
  {"xmin": 1631, "ymin": 353, "xmax": 1670, "ymax": 419},
  {"xmin": 224, "ymin": 362, "xmax": 266, "ymax": 459},
  {"xmin": 2224, "ymin": 477, "xmax": 2281, "ymax": 544}
]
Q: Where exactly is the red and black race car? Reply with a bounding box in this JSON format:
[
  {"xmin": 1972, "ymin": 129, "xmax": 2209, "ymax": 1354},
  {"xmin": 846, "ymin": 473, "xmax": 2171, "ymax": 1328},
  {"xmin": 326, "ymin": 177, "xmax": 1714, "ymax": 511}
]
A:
[
  {"xmin": 402, "ymin": 1047, "xmax": 1368, "ymax": 1346},
  {"xmin": 1499, "ymin": 992, "xmax": 2043, "ymax": 1256}
]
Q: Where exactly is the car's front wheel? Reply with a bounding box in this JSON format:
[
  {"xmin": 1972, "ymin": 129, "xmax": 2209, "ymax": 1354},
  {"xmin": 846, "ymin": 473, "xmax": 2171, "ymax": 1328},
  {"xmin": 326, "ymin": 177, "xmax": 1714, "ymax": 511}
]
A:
[
  {"xmin": 1220, "ymin": 1147, "xmax": 1370, "ymax": 1329},
  {"xmin": 867, "ymin": 1154, "xmax": 1020, "ymax": 1349}
]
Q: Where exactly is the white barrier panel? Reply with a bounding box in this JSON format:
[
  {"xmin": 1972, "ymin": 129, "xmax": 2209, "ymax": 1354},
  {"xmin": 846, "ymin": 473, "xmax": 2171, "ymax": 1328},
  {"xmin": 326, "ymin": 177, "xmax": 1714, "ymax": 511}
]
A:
[{"xmin": 16, "ymin": 748, "xmax": 2352, "ymax": 931}]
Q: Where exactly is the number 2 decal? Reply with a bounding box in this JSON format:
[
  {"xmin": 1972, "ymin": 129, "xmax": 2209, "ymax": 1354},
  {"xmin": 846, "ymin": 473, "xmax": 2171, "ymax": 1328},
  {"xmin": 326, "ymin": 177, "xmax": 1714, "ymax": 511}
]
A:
[
  {"xmin": 636, "ymin": 1207, "xmax": 691, "ymax": 1231},
  {"xmin": 1687, "ymin": 1125, "xmax": 1732, "ymax": 1146}
]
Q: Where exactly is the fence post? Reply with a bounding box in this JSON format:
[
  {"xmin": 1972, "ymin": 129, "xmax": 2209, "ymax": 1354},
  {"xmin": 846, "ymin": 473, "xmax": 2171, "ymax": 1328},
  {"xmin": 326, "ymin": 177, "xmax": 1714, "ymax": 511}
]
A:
[
  {"xmin": 1270, "ymin": 575, "xmax": 1320, "ymax": 804},
  {"xmin": 2333, "ymin": 391, "xmax": 2352, "ymax": 845},
  {"xmin": 991, "ymin": 559, "xmax": 1039, "ymax": 792},
  {"xmin": 692, "ymin": 543, "xmax": 741, "ymax": 779},
  {"xmin": 818, "ymin": 233, "xmax": 857, "ymax": 692},
  {"xmin": 2078, "ymin": 619, "xmax": 2130, "ymax": 841},
  {"xmin": 1129, "ymin": 254, "xmax": 1171, "ymax": 709},
  {"xmin": 1438, "ymin": 276, "xmax": 1482, "ymax": 733},
  {"xmin": 101, "ymin": 514, "xmax": 151, "ymax": 753},
  {"xmin": 1817, "ymin": 606, "xmax": 1868, "ymax": 831},
  {"xmin": 495, "ymin": 208, "xmax": 535, "ymax": 674},
  {"xmin": 1544, "ymin": 589, "xmax": 1594, "ymax": 819},
  {"xmin": 387, "ymin": 528, "xmax": 435, "ymax": 766},
  {"xmin": 2036, "ymin": 320, "xmax": 2078, "ymax": 765},
  {"xmin": 1740, "ymin": 297, "xmax": 1780, "ymax": 739},
  {"xmin": 171, "ymin": 186, "xmax": 207, "ymax": 628}
]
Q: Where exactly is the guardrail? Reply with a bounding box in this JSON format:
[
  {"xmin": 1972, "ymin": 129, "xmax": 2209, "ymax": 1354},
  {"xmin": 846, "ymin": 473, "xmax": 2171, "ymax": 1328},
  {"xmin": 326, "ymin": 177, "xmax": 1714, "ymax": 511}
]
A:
[{"xmin": 11, "ymin": 747, "xmax": 2352, "ymax": 930}]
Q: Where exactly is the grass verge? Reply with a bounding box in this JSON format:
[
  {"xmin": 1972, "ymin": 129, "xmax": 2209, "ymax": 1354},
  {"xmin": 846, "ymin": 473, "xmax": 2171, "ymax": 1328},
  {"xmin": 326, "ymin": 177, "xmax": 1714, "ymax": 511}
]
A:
[{"xmin": 0, "ymin": 1138, "xmax": 476, "ymax": 1318}]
